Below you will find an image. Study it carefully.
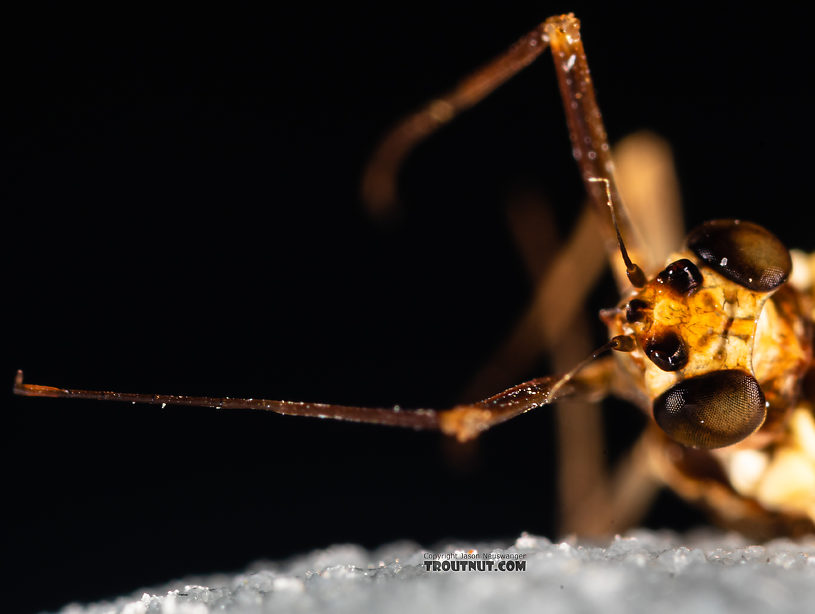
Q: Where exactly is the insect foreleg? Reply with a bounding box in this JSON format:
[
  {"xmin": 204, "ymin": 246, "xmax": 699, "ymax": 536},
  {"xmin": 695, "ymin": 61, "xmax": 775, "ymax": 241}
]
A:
[
  {"xmin": 361, "ymin": 22, "xmax": 550, "ymax": 217},
  {"xmin": 14, "ymin": 349, "xmax": 618, "ymax": 442}
]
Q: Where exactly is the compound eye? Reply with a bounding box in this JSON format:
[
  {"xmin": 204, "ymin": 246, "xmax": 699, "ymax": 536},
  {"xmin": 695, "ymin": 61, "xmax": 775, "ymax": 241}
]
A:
[
  {"xmin": 686, "ymin": 220, "xmax": 791, "ymax": 292},
  {"xmin": 653, "ymin": 370, "xmax": 766, "ymax": 449}
]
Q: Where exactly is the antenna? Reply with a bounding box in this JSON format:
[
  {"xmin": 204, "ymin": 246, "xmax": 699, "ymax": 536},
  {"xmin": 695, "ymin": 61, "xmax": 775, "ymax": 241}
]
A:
[{"xmin": 589, "ymin": 177, "xmax": 646, "ymax": 288}]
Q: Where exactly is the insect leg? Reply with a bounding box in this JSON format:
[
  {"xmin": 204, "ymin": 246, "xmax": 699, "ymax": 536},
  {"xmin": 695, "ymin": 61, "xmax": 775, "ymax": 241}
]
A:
[
  {"xmin": 559, "ymin": 428, "xmax": 662, "ymax": 535},
  {"xmin": 464, "ymin": 133, "xmax": 683, "ymax": 532},
  {"xmin": 544, "ymin": 15, "xmax": 653, "ymax": 289},
  {"xmin": 550, "ymin": 288, "xmax": 661, "ymax": 535},
  {"xmin": 466, "ymin": 132, "xmax": 674, "ymax": 399},
  {"xmin": 12, "ymin": 370, "xmax": 440, "ymax": 430},
  {"xmin": 14, "ymin": 350, "xmax": 617, "ymax": 442},
  {"xmin": 613, "ymin": 132, "xmax": 684, "ymax": 271},
  {"xmin": 361, "ymin": 22, "xmax": 549, "ymax": 217},
  {"xmin": 463, "ymin": 198, "xmax": 604, "ymax": 399},
  {"xmin": 362, "ymin": 15, "xmax": 660, "ymax": 284},
  {"xmin": 552, "ymin": 136, "xmax": 685, "ymax": 535},
  {"xmin": 553, "ymin": 306, "xmax": 612, "ymax": 535}
]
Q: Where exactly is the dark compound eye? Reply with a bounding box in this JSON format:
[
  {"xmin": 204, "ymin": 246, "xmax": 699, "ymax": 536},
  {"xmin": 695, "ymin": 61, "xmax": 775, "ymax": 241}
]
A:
[
  {"xmin": 686, "ymin": 220, "xmax": 791, "ymax": 292},
  {"xmin": 645, "ymin": 330, "xmax": 688, "ymax": 372},
  {"xmin": 653, "ymin": 370, "xmax": 766, "ymax": 449},
  {"xmin": 656, "ymin": 258, "xmax": 703, "ymax": 295}
]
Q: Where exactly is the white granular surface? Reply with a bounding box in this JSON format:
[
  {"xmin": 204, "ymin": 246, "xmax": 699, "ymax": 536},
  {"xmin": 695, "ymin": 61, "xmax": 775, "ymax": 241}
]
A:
[{"xmin": 58, "ymin": 530, "xmax": 815, "ymax": 614}]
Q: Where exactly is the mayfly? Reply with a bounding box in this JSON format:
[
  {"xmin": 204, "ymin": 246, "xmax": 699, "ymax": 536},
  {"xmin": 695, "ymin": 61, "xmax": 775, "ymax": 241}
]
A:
[{"xmin": 14, "ymin": 14, "xmax": 815, "ymax": 540}]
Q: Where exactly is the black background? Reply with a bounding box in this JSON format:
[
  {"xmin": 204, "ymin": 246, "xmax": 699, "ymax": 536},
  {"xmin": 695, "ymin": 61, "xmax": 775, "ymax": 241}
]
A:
[{"xmin": 6, "ymin": 3, "xmax": 815, "ymax": 613}]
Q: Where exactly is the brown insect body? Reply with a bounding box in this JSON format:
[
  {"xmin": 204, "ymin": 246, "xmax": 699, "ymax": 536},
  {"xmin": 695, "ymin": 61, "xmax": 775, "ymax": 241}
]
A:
[{"xmin": 14, "ymin": 14, "xmax": 815, "ymax": 539}]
